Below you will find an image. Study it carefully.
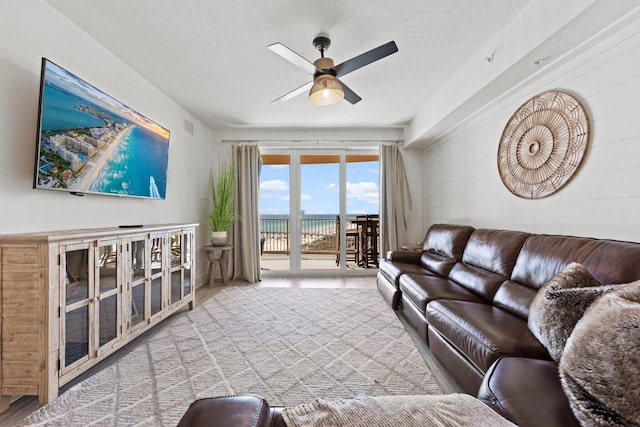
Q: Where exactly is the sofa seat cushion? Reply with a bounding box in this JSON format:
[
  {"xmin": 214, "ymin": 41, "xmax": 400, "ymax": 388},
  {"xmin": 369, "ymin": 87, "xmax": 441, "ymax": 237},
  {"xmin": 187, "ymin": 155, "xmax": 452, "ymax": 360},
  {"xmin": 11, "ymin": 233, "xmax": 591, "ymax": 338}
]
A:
[
  {"xmin": 378, "ymin": 258, "xmax": 436, "ymax": 288},
  {"xmin": 426, "ymin": 300, "xmax": 550, "ymax": 373},
  {"xmin": 399, "ymin": 274, "xmax": 484, "ymax": 313},
  {"xmin": 478, "ymin": 357, "xmax": 579, "ymax": 427}
]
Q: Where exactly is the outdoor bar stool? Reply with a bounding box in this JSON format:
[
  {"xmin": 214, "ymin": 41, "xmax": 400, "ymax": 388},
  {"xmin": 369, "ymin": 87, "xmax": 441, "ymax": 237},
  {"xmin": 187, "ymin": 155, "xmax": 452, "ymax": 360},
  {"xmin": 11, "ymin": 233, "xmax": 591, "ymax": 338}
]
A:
[{"xmin": 335, "ymin": 215, "xmax": 360, "ymax": 265}]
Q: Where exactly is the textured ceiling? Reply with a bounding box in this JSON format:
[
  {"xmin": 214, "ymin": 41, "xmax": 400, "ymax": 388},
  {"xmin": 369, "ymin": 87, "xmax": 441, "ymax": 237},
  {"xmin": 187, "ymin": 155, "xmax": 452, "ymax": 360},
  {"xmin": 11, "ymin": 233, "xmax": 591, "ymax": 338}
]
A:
[
  {"xmin": 44, "ymin": 0, "xmax": 530, "ymax": 130},
  {"xmin": 44, "ymin": 0, "xmax": 640, "ymax": 141}
]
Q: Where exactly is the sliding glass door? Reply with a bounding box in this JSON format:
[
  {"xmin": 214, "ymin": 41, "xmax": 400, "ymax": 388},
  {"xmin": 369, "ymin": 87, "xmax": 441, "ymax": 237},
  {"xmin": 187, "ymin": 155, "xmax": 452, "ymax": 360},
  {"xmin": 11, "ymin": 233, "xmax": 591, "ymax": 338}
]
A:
[
  {"xmin": 260, "ymin": 148, "xmax": 379, "ymax": 274},
  {"xmin": 299, "ymin": 154, "xmax": 340, "ymax": 271},
  {"xmin": 259, "ymin": 154, "xmax": 291, "ymax": 272}
]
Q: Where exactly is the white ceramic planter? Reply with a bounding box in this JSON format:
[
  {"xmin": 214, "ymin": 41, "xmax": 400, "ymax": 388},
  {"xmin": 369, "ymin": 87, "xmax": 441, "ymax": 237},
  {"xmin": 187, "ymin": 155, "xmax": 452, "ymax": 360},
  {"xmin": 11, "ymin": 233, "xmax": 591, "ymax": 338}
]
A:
[{"xmin": 211, "ymin": 231, "xmax": 227, "ymax": 246}]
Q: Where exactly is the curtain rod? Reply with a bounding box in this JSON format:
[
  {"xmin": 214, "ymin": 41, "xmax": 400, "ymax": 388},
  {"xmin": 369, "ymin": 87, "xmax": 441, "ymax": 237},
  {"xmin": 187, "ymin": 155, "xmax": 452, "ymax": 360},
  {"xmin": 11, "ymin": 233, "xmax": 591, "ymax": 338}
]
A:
[{"xmin": 221, "ymin": 139, "xmax": 403, "ymax": 145}]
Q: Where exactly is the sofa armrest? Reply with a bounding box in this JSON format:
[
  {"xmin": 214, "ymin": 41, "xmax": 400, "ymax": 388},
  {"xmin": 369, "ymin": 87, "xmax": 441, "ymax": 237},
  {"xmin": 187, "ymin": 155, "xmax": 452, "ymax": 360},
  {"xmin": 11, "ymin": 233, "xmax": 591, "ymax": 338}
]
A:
[
  {"xmin": 386, "ymin": 250, "xmax": 422, "ymax": 264},
  {"xmin": 478, "ymin": 357, "xmax": 579, "ymax": 427}
]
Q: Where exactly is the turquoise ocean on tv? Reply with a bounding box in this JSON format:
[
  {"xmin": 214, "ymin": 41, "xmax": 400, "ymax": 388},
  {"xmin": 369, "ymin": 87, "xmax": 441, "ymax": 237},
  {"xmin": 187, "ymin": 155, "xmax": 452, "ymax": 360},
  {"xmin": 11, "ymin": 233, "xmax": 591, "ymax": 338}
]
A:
[
  {"xmin": 40, "ymin": 81, "xmax": 169, "ymax": 198},
  {"xmin": 89, "ymin": 126, "xmax": 168, "ymax": 199}
]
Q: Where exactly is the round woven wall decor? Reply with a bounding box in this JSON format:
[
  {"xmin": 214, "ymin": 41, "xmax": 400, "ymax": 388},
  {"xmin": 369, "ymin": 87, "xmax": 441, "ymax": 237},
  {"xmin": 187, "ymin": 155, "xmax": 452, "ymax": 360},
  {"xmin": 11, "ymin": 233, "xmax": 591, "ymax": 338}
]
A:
[{"xmin": 497, "ymin": 90, "xmax": 590, "ymax": 199}]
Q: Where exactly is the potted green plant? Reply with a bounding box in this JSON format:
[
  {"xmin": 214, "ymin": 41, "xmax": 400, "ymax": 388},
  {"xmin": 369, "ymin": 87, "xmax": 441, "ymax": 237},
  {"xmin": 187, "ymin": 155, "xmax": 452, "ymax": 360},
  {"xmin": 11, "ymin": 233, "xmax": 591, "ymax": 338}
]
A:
[{"xmin": 207, "ymin": 160, "xmax": 238, "ymax": 246}]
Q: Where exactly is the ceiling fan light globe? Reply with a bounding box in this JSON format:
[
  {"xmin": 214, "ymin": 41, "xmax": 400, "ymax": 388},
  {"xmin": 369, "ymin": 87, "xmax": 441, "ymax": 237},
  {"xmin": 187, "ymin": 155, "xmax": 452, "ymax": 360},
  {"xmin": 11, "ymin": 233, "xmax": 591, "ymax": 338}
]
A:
[{"xmin": 309, "ymin": 75, "xmax": 344, "ymax": 105}]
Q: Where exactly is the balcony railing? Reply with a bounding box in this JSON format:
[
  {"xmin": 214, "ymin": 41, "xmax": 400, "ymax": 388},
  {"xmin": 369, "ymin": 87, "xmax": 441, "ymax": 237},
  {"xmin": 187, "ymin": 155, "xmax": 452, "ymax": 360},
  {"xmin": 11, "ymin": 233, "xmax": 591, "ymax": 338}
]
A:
[{"xmin": 260, "ymin": 216, "xmax": 359, "ymax": 255}]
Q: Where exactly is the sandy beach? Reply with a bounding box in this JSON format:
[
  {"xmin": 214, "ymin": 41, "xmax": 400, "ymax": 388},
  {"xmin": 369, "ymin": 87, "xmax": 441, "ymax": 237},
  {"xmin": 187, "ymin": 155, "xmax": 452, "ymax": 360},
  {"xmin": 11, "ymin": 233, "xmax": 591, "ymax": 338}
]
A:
[{"xmin": 71, "ymin": 125, "xmax": 133, "ymax": 192}]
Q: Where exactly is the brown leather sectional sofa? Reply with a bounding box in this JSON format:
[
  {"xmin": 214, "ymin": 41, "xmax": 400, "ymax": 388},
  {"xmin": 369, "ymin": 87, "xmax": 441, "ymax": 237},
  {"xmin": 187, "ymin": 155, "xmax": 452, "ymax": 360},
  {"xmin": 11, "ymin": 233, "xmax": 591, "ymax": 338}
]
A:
[
  {"xmin": 177, "ymin": 223, "xmax": 640, "ymax": 426},
  {"xmin": 377, "ymin": 223, "xmax": 640, "ymax": 426}
]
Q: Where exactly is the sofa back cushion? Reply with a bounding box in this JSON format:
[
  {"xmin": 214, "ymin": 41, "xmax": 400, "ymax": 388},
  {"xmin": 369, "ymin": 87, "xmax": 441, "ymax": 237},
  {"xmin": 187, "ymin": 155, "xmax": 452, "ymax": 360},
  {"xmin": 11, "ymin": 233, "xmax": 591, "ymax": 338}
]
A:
[
  {"xmin": 419, "ymin": 224, "xmax": 475, "ymax": 276},
  {"xmin": 419, "ymin": 252, "xmax": 456, "ymax": 277},
  {"xmin": 492, "ymin": 280, "xmax": 538, "ymax": 320},
  {"xmin": 448, "ymin": 229, "xmax": 530, "ymax": 301},
  {"xmin": 495, "ymin": 234, "xmax": 640, "ymax": 320},
  {"xmin": 510, "ymin": 235, "xmax": 595, "ymax": 290},
  {"xmin": 421, "ymin": 224, "xmax": 475, "ymax": 259},
  {"xmin": 581, "ymin": 239, "xmax": 640, "ymax": 285}
]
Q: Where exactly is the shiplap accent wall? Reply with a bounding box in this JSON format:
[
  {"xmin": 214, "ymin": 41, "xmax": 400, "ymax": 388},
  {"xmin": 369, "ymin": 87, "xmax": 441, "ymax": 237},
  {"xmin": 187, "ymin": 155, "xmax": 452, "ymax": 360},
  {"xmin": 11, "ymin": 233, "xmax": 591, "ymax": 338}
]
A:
[{"xmin": 422, "ymin": 16, "xmax": 640, "ymax": 242}]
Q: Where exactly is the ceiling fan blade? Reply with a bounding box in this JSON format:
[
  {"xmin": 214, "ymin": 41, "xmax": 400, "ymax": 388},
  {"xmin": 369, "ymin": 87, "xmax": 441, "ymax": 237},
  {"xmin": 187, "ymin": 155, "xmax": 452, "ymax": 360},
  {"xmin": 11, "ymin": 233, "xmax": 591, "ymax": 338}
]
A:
[
  {"xmin": 271, "ymin": 81, "xmax": 313, "ymax": 104},
  {"xmin": 338, "ymin": 79, "xmax": 362, "ymax": 105},
  {"xmin": 268, "ymin": 42, "xmax": 318, "ymax": 75},
  {"xmin": 334, "ymin": 41, "xmax": 398, "ymax": 77}
]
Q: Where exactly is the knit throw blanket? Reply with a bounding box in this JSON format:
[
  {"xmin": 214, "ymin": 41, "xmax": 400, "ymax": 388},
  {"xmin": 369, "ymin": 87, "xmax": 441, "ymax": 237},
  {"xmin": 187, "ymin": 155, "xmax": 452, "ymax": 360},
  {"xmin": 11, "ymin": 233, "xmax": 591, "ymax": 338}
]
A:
[{"xmin": 282, "ymin": 394, "xmax": 517, "ymax": 427}]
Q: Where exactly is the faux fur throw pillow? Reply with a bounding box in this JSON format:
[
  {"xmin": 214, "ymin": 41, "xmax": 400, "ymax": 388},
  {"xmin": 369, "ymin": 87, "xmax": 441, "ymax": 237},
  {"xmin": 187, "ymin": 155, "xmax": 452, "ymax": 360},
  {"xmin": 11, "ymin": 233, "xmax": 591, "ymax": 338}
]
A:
[
  {"xmin": 559, "ymin": 282, "xmax": 640, "ymax": 427},
  {"xmin": 528, "ymin": 262, "xmax": 616, "ymax": 362}
]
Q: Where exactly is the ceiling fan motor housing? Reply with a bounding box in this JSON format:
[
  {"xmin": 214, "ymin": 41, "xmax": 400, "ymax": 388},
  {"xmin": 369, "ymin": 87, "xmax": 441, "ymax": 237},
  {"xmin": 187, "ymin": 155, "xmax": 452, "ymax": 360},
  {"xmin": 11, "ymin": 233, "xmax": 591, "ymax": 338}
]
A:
[
  {"xmin": 313, "ymin": 36, "xmax": 331, "ymax": 53},
  {"xmin": 313, "ymin": 36, "xmax": 335, "ymax": 79}
]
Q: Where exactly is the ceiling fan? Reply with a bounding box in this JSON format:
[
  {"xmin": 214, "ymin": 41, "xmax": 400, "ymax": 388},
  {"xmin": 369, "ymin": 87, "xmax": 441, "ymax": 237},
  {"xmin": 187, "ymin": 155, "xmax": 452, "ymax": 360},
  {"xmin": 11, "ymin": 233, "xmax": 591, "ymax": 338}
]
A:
[{"xmin": 268, "ymin": 36, "xmax": 398, "ymax": 106}]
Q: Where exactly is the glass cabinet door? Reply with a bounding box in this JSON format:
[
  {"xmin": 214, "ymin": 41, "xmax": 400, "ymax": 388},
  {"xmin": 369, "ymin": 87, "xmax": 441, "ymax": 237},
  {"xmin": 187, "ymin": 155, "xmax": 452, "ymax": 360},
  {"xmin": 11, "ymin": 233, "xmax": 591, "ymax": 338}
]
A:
[
  {"xmin": 184, "ymin": 232, "xmax": 193, "ymax": 298},
  {"xmin": 60, "ymin": 243, "xmax": 93, "ymax": 371},
  {"xmin": 129, "ymin": 237, "xmax": 148, "ymax": 330},
  {"xmin": 64, "ymin": 305, "xmax": 89, "ymax": 368},
  {"xmin": 169, "ymin": 232, "xmax": 183, "ymax": 305},
  {"xmin": 169, "ymin": 230, "xmax": 194, "ymax": 307},
  {"xmin": 170, "ymin": 233, "xmax": 182, "ymax": 269},
  {"xmin": 96, "ymin": 240, "xmax": 121, "ymax": 354},
  {"xmin": 56, "ymin": 226, "xmax": 196, "ymax": 385},
  {"xmin": 149, "ymin": 234, "xmax": 164, "ymax": 318}
]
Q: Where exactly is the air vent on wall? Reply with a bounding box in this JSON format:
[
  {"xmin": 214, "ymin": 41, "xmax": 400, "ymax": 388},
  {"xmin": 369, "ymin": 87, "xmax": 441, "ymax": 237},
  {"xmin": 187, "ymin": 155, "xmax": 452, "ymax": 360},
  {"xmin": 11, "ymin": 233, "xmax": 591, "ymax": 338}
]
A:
[{"xmin": 183, "ymin": 119, "xmax": 194, "ymax": 135}]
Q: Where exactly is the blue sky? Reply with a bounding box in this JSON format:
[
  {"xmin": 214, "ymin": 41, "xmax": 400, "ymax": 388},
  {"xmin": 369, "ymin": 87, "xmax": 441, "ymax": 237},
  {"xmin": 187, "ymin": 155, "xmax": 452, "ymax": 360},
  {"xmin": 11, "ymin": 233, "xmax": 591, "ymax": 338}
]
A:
[{"xmin": 260, "ymin": 160, "xmax": 379, "ymax": 215}]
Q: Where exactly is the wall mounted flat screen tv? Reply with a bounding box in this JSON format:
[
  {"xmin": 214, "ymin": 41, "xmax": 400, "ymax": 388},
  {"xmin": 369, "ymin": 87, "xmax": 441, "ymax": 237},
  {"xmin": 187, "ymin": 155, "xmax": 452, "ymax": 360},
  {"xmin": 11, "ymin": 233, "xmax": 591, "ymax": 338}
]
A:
[{"xmin": 34, "ymin": 58, "xmax": 170, "ymax": 199}]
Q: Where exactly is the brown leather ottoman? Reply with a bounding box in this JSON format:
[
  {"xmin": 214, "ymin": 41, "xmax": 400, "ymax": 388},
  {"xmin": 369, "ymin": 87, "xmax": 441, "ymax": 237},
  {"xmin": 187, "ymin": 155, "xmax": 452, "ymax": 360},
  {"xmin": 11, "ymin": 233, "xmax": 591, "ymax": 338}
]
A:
[{"xmin": 177, "ymin": 395, "xmax": 274, "ymax": 427}]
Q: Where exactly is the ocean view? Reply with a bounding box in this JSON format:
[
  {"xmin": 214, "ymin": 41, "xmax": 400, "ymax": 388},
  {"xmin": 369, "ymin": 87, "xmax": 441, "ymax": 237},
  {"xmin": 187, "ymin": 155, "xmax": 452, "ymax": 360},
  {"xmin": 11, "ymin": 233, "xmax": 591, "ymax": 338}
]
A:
[{"xmin": 260, "ymin": 214, "xmax": 358, "ymax": 233}]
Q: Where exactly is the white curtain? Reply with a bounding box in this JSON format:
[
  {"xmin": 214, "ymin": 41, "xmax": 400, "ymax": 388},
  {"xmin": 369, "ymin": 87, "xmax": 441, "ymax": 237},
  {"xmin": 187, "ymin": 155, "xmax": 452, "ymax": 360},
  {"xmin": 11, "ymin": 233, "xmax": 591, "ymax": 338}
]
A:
[
  {"xmin": 231, "ymin": 142, "xmax": 261, "ymax": 282},
  {"xmin": 380, "ymin": 141, "xmax": 413, "ymax": 256}
]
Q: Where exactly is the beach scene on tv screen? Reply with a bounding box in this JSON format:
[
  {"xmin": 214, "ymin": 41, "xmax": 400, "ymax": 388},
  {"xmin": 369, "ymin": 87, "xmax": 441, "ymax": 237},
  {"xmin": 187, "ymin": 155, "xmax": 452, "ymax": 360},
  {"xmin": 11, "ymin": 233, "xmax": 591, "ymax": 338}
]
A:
[{"xmin": 35, "ymin": 59, "xmax": 169, "ymax": 199}]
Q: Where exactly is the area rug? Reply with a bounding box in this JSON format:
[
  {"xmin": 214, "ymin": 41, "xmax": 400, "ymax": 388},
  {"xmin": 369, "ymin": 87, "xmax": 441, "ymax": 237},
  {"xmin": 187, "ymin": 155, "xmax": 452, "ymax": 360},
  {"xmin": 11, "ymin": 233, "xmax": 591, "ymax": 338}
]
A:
[{"xmin": 18, "ymin": 286, "xmax": 442, "ymax": 426}]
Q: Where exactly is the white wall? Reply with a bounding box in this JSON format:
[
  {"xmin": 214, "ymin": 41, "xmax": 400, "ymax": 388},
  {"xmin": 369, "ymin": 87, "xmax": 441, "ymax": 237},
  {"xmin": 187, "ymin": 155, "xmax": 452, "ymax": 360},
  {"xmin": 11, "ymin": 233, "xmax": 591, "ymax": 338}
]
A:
[
  {"xmin": 0, "ymin": 1, "xmax": 213, "ymax": 282},
  {"xmin": 421, "ymin": 15, "xmax": 640, "ymax": 242}
]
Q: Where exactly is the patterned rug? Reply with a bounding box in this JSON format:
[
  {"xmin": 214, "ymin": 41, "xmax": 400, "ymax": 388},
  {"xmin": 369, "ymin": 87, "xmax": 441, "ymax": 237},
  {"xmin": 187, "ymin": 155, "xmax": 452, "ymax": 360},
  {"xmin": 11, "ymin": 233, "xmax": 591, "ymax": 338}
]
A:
[{"xmin": 18, "ymin": 286, "xmax": 442, "ymax": 426}]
